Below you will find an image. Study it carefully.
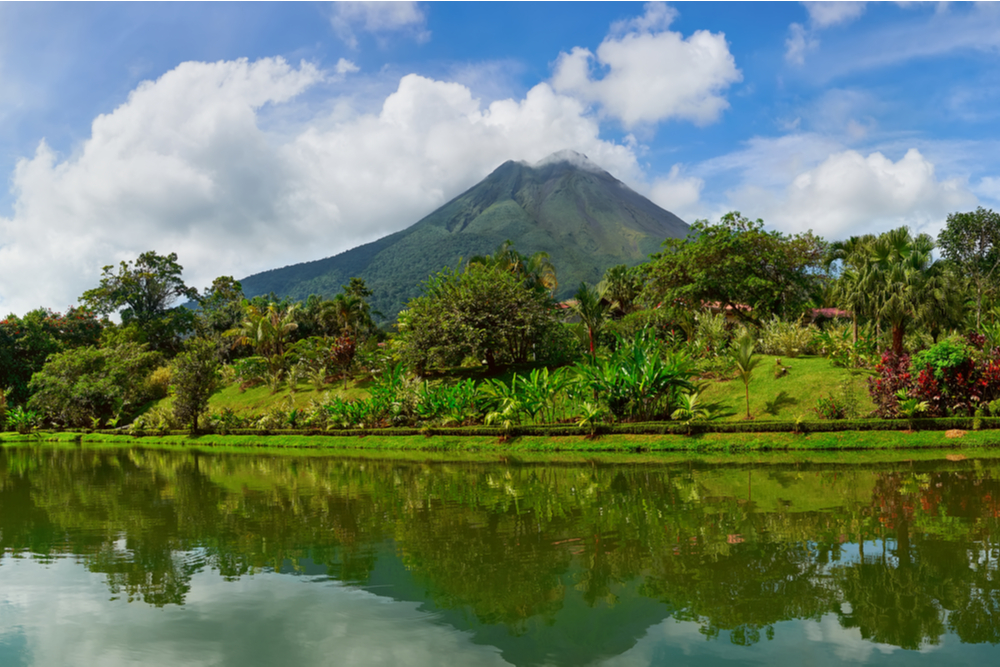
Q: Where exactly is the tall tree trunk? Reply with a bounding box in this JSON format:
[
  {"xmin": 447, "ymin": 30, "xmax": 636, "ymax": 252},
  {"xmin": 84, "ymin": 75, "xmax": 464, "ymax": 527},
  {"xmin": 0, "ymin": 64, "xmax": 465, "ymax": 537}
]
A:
[{"xmin": 892, "ymin": 322, "xmax": 905, "ymax": 357}]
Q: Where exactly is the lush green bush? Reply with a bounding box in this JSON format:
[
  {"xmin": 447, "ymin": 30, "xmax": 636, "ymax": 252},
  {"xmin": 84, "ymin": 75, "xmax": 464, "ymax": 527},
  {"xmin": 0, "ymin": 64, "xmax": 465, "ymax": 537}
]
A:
[
  {"xmin": 813, "ymin": 321, "xmax": 878, "ymax": 368},
  {"xmin": 757, "ymin": 316, "xmax": 817, "ymax": 357},
  {"xmin": 573, "ymin": 334, "xmax": 697, "ymax": 422},
  {"xmin": 171, "ymin": 338, "xmax": 222, "ymax": 432},
  {"xmin": 28, "ymin": 342, "xmax": 162, "ymax": 428},
  {"xmin": 395, "ymin": 262, "xmax": 562, "ymax": 373}
]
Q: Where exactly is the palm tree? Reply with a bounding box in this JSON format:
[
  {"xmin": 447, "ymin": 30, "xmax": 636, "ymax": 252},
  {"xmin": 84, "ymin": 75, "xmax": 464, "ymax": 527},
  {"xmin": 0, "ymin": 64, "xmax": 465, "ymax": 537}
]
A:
[
  {"xmin": 825, "ymin": 235, "xmax": 876, "ymax": 345},
  {"xmin": 731, "ymin": 331, "xmax": 760, "ymax": 420},
  {"xmin": 598, "ymin": 264, "xmax": 645, "ymax": 319},
  {"xmin": 469, "ymin": 240, "xmax": 557, "ymax": 294},
  {"xmin": 570, "ymin": 282, "xmax": 608, "ymax": 357},
  {"xmin": 859, "ymin": 228, "xmax": 938, "ymax": 356},
  {"xmin": 226, "ymin": 302, "xmax": 299, "ymax": 368}
]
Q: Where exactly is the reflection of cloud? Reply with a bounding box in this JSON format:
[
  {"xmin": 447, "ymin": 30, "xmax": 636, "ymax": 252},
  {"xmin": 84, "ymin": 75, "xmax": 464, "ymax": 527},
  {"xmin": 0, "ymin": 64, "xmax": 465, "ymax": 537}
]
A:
[
  {"xmin": 0, "ymin": 555, "xmax": 510, "ymax": 667},
  {"xmin": 803, "ymin": 614, "xmax": 891, "ymax": 662},
  {"xmin": 596, "ymin": 611, "xmax": 949, "ymax": 667}
]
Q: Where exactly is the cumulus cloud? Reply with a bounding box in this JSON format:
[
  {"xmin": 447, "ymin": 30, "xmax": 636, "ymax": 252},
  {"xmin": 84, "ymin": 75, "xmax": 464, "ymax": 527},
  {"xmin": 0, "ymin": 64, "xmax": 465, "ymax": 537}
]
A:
[
  {"xmin": 727, "ymin": 147, "xmax": 977, "ymax": 239},
  {"xmin": 0, "ymin": 58, "xmax": 643, "ymax": 314},
  {"xmin": 331, "ymin": 1, "xmax": 430, "ymax": 49},
  {"xmin": 648, "ymin": 165, "xmax": 705, "ymax": 221},
  {"xmin": 551, "ymin": 2, "xmax": 741, "ymax": 127}
]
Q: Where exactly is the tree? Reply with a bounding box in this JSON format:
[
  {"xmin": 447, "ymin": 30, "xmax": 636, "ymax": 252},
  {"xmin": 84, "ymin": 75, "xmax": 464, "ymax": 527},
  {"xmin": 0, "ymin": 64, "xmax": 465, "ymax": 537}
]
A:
[
  {"xmin": 171, "ymin": 338, "xmax": 221, "ymax": 433},
  {"xmin": 938, "ymin": 207, "xmax": 1000, "ymax": 330},
  {"xmin": 297, "ymin": 279, "xmax": 379, "ymax": 342},
  {"xmin": 0, "ymin": 307, "xmax": 104, "ymax": 405},
  {"xmin": 81, "ymin": 251, "xmax": 198, "ymax": 352},
  {"xmin": 731, "ymin": 331, "xmax": 760, "ymax": 420},
  {"xmin": 599, "ymin": 264, "xmax": 647, "ymax": 319},
  {"xmin": 570, "ymin": 282, "xmax": 609, "ymax": 357},
  {"xmin": 644, "ymin": 213, "xmax": 827, "ymax": 325},
  {"xmin": 396, "ymin": 261, "xmax": 561, "ymax": 373},
  {"xmin": 858, "ymin": 227, "xmax": 939, "ymax": 356},
  {"xmin": 226, "ymin": 301, "xmax": 299, "ymax": 383},
  {"xmin": 468, "ymin": 240, "xmax": 558, "ymax": 294},
  {"xmin": 195, "ymin": 276, "xmax": 245, "ymax": 335},
  {"xmin": 27, "ymin": 342, "xmax": 162, "ymax": 427},
  {"xmin": 825, "ymin": 235, "xmax": 876, "ymax": 344}
]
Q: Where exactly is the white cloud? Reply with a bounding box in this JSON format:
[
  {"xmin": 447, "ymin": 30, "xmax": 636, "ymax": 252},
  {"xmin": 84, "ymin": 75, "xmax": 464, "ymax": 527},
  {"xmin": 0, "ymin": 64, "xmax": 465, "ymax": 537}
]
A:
[
  {"xmin": 609, "ymin": 1, "xmax": 678, "ymax": 34},
  {"xmin": 551, "ymin": 2, "xmax": 741, "ymax": 127},
  {"xmin": 786, "ymin": 2, "xmax": 866, "ymax": 66},
  {"xmin": 785, "ymin": 23, "xmax": 818, "ymax": 65},
  {"xmin": 726, "ymin": 147, "xmax": 977, "ymax": 239},
  {"xmin": 0, "ymin": 58, "xmax": 643, "ymax": 315},
  {"xmin": 648, "ymin": 165, "xmax": 705, "ymax": 221},
  {"xmin": 335, "ymin": 58, "xmax": 360, "ymax": 75},
  {"xmin": 800, "ymin": 3, "xmax": 1000, "ymax": 80},
  {"xmin": 804, "ymin": 2, "xmax": 867, "ymax": 29},
  {"xmin": 331, "ymin": 1, "xmax": 430, "ymax": 49}
]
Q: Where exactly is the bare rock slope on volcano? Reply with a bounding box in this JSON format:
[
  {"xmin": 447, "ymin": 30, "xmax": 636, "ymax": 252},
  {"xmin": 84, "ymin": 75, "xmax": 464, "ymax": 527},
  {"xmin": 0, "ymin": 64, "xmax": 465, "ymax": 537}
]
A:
[{"xmin": 239, "ymin": 150, "xmax": 690, "ymax": 319}]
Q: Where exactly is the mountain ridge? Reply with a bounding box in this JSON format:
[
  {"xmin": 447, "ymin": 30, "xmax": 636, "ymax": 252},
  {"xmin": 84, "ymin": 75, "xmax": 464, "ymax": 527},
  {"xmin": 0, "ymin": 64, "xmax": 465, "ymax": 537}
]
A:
[{"xmin": 239, "ymin": 151, "xmax": 690, "ymax": 319}]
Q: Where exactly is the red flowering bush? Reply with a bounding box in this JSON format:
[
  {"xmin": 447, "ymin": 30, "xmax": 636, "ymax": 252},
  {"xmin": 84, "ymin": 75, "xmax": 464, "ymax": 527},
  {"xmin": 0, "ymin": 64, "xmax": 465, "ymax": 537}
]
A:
[
  {"xmin": 868, "ymin": 335, "xmax": 1000, "ymax": 418},
  {"xmin": 867, "ymin": 351, "xmax": 912, "ymax": 418}
]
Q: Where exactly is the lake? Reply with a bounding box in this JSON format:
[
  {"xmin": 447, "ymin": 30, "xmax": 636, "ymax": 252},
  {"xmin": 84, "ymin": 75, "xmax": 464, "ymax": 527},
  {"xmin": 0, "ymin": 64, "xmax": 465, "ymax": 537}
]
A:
[{"xmin": 2, "ymin": 444, "xmax": 1000, "ymax": 665}]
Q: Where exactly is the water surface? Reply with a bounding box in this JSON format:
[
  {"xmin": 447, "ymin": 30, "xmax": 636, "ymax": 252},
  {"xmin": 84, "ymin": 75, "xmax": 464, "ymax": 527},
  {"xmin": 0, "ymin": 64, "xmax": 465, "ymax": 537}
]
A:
[{"xmin": 2, "ymin": 445, "xmax": 1000, "ymax": 665}]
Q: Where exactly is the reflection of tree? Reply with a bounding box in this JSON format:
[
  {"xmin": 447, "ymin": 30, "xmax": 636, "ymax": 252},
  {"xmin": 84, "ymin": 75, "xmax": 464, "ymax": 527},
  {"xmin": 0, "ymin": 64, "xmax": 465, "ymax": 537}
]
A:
[
  {"xmin": 642, "ymin": 528, "xmax": 837, "ymax": 645},
  {"xmin": 5, "ymin": 447, "xmax": 1000, "ymax": 655},
  {"xmin": 836, "ymin": 548, "xmax": 945, "ymax": 650}
]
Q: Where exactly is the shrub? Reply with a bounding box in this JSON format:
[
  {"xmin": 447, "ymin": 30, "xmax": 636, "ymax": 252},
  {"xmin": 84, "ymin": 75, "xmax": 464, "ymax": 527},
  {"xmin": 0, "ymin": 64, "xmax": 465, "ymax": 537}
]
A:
[
  {"xmin": 758, "ymin": 316, "xmax": 816, "ymax": 357},
  {"xmin": 5, "ymin": 406, "xmax": 38, "ymax": 434},
  {"xmin": 867, "ymin": 351, "xmax": 912, "ymax": 419},
  {"xmin": 813, "ymin": 322, "xmax": 878, "ymax": 368},
  {"xmin": 147, "ymin": 366, "xmax": 172, "ymax": 399},
  {"xmin": 231, "ymin": 356, "xmax": 269, "ymax": 390},
  {"xmin": 573, "ymin": 334, "xmax": 697, "ymax": 422},
  {"xmin": 691, "ymin": 311, "xmax": 729, "ymax": 358},
  {"xmin": 911, "ymin": 338, "xmax": 971, "ymax": 380},
  {"xmin": 28, "ymin": 342, "xmax": 162, "ymax": 428},
  {"xmin": 129, "ymin": 405, "xmax": 179, "ymax": 434},
  {"xmin": 208, "ymin": 408, "xmax": 249, "ymax": 434},
  {"xmin": 814, "ymin": 396, "xmax": 847, "ymax": 420}
]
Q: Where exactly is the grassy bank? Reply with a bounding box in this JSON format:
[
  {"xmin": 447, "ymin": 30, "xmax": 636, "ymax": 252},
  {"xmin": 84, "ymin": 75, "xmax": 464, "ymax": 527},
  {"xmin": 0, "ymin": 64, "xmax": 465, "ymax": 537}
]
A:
[
  {"xmin": 148, "ymin": 354, "xmax": 870, "ymax": 424},
  {"xmin": 699, "ymin": 354, "xmax": 874, "ymax": 420},
  {"xmin": 4, "ymin": 427, "xmax": 999, "ymax": 454}
]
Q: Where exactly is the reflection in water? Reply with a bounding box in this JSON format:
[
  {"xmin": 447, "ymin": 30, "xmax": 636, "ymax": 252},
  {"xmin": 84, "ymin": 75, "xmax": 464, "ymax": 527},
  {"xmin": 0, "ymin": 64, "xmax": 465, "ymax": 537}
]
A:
[{"xmin": 2, "ymin": 446, "xmax": 1000, "ymax": 665}]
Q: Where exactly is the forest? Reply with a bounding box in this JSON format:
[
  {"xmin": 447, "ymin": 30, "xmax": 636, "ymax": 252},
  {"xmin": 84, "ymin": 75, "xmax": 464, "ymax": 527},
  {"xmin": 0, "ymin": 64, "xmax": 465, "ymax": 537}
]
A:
[{"xmin": 4, "ymin": 207, "xmax": 1000, "ymax": 437}]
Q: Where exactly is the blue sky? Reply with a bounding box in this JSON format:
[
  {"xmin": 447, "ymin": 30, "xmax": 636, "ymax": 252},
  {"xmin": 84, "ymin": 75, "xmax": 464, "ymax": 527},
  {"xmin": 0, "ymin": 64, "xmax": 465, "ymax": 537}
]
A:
[{"xmin": 1, "ymin": 1, "xmax": 998, "ymax": 314}]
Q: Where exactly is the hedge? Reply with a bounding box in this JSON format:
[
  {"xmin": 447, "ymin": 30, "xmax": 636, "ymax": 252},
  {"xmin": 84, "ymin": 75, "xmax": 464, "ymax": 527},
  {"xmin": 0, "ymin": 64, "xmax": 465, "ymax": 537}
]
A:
[{"xmin": 89, "ymin": 416, "xmax": 1000, "ymax": 439}]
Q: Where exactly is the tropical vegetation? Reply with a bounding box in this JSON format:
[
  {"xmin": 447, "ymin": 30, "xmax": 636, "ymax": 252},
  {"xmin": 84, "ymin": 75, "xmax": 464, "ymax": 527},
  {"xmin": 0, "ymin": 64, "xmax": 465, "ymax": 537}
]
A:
[{"xmin": 6, "ymin": 206, "xmax": 1000, "ymax": 440}]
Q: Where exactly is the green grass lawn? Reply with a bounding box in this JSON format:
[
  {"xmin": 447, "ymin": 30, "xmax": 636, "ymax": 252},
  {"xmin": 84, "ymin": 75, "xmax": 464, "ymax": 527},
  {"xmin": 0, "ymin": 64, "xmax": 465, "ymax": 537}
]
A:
[
  {"xmin": 149, "ymin": 354, "xmax": 873, "ymax": 426},
  {"xmin": 151, "ymin": 376, "xmax": 373, "ymax": 416},
  {"xmin": 698, "ymin": 354, "xmax": 875, "ymax": 422}
]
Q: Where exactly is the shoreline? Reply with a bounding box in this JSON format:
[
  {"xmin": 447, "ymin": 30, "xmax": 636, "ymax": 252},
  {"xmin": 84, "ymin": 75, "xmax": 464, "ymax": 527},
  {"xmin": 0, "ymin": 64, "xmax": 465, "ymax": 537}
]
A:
[{"xmin": 3, "ymin": 428, "xmax": 1000, "ymax": 455}]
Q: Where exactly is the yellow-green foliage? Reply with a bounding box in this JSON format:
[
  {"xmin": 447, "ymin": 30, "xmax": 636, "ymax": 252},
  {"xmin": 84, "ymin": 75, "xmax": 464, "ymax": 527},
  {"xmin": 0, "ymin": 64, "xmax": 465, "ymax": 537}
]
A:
[
  {"xmin": 147, "ymin": 366, "xmax": 172, "ymax": 399},
  {"xmin": 700, "ymin": 354, "xmax": 874, "ymax": 421}
]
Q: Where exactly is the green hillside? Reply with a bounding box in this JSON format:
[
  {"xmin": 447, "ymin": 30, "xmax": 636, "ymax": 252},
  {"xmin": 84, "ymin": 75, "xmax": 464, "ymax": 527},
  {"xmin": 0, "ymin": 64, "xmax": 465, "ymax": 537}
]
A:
[{"xmin": 239, "ymin": 151, "xmax": 690, "ymax": 320}]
